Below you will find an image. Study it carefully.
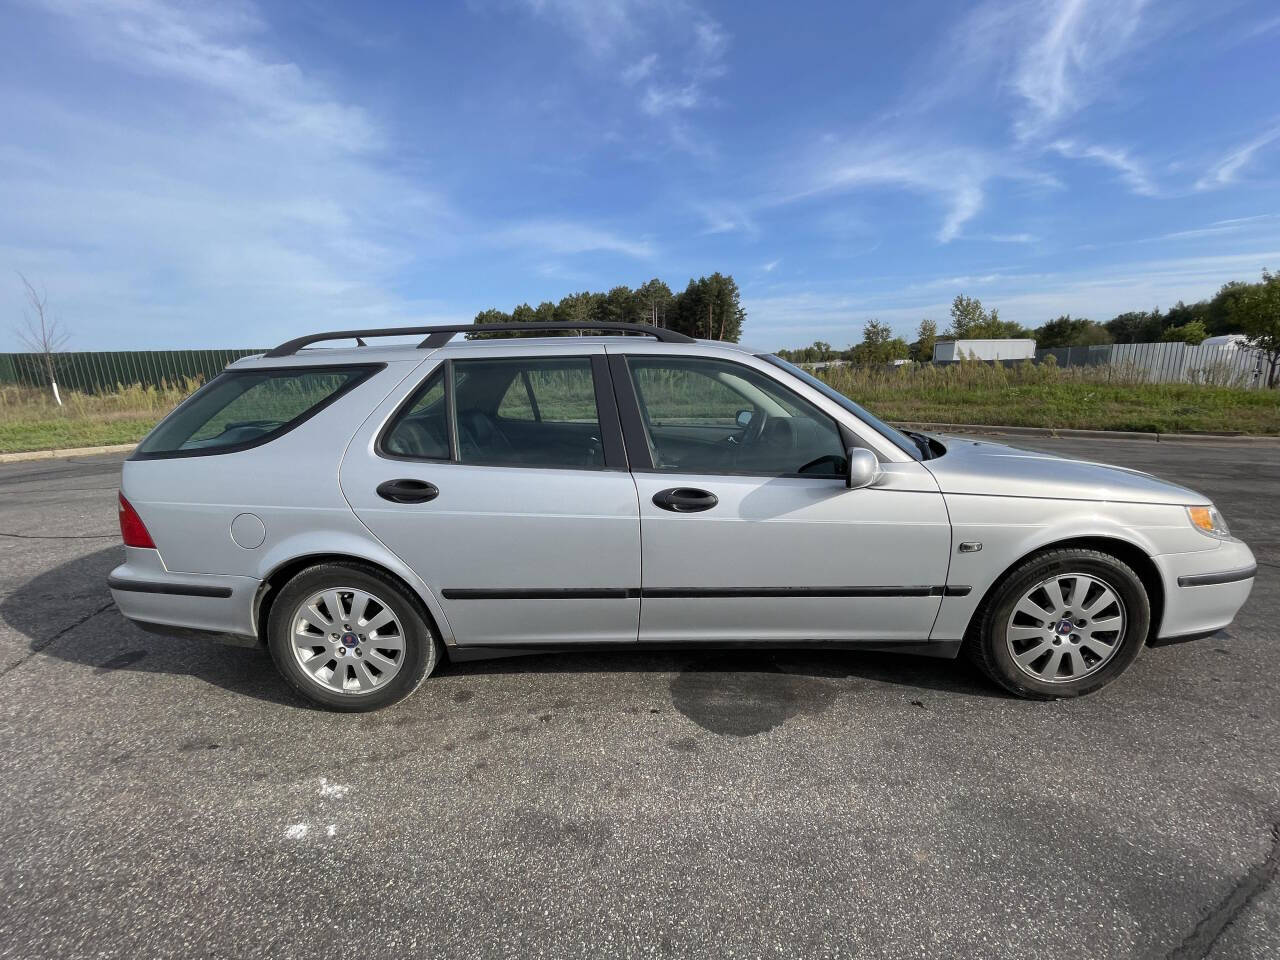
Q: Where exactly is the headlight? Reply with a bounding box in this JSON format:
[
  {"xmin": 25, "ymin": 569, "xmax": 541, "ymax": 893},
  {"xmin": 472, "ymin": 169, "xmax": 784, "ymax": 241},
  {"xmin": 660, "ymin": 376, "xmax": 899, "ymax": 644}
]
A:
[{"xmin": 1187, "ymin": 504, "xmax": 1231, "ymax": 539}]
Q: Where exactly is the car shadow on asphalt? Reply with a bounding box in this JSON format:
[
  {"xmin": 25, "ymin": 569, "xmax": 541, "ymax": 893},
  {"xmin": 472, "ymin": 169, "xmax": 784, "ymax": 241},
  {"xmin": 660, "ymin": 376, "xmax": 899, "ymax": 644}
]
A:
[{"xmin": 5, "ymin": 546, "xmax": 1005, "ymax": 709}]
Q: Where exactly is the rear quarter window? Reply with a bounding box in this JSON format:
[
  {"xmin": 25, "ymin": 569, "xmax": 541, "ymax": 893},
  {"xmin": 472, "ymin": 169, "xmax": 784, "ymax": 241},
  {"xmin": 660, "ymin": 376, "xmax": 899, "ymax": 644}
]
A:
[{"xmin": 132, "ymin": 364, "xmax": 381, "ymax": 459}]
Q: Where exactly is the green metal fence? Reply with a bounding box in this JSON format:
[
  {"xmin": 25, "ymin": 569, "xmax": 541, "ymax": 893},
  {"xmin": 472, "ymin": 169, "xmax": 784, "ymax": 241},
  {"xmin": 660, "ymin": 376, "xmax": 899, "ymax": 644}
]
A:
[{"xmin": 0, "ymin": 349, "xmax": 264, "ymax": 394}]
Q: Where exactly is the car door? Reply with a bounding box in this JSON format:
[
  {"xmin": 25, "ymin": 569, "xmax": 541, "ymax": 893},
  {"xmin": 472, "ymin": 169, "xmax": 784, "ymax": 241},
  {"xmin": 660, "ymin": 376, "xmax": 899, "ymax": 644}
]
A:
[
  {"xmin": 611, "ymin": 349, "xmax": 953, "ymax": 643},
  {"xmin": 340, "ymin": 343, "xmax": 641, "ymax": 647}
]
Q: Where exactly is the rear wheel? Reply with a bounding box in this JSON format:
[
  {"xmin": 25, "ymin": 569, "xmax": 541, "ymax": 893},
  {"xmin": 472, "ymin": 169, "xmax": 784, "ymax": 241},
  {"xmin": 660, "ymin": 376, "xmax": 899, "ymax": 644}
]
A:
[
  {"xmin": 267, "ymin": 562, "xmax": 439, "ymax": 711},
  {"xmin": 968, "ymin": 548, "xmax": 1151, "ymax": 699}
]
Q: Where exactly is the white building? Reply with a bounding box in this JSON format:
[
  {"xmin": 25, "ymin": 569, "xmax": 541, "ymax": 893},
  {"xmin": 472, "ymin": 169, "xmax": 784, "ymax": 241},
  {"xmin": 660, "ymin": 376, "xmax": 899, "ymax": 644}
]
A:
[{"xmin": 933, "ymin": 339, "xmax": 1037, "ymax": 362}]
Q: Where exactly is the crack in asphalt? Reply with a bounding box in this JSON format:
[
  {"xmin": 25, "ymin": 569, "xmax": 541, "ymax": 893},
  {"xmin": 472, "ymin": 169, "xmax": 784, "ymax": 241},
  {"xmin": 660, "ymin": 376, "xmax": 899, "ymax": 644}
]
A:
[
  {"xmin": 0, "ymin": 600, "xmax": 115, "ymax": 678},
  {"xmin": 1165, "ymin": 822, "xmax": 1280, "ymax": 960}
]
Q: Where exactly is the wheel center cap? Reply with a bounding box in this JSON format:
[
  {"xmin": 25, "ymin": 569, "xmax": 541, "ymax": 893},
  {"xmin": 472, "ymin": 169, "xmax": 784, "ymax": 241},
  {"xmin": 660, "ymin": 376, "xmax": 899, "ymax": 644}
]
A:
[
  {"xmin": 1055, "ymin": 619, "xmax": 1074, "ymax": 636},
  {"xmin": 341, "ymin": 632, "xmax": 359, "ymax": 648}
]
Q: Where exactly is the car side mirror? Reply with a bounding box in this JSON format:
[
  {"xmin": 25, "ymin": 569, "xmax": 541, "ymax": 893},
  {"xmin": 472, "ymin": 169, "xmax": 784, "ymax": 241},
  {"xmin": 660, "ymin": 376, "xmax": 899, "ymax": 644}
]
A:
[
  {"xmin": 735, "ymin": 409, "xmax": 753, "ymax": 428},
  {"xmin": 846, "ymin": 448, "xmax": 881, "ymax": 490}
]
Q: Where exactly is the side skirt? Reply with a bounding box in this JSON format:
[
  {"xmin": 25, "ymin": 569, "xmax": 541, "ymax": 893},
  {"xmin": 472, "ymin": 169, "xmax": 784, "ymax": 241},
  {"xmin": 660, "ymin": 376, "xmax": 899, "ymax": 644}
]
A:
[{"xmin": 446, "ymin": 639, "xmax": 963, "ymax": 663}]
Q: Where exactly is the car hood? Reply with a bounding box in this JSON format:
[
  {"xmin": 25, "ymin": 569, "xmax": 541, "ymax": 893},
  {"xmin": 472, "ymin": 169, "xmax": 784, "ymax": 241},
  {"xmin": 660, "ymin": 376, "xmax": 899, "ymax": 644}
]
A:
[{"xmin": 921, "ymin": 435, "xmax": 1209, "ymax": 506}]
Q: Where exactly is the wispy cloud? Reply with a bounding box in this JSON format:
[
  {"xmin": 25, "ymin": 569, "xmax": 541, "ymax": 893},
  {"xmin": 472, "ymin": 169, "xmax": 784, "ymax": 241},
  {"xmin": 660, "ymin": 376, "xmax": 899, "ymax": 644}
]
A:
[
  {"xmin": 1008, "ymin": 0, "xmax": 1149, "ymax": 138},
  {"xmin": 937, "ymin": 0, "xmax": 1151, "ymax": 140},
  {"xmin": 621, "ymin": 52, "xmax": 658, "ymax": 85},
  {"xmin": 781, "ymin": 139, "xmax": 1050, "ymax": 243},
  {"xmin": 696, "ymin": 201, "xmax": 758, "ymax": 237},
  {"xmin": 1050, "ymin": 139, "xmax": 1157, "ymax": 196},
  {"xmin": 488, "ymin": 220, "xmax": 654, "ymax": 259},
  {"xmin": 985, "ymin": 233, "xmax": 1039, "ymax": 244},
  {"xmin": 509, "ymin": 0, "xmax": 729, "ymax": 147},
  {"xmin": 2, "ymin": 0, "xmax": 457, "ymax": 348},
  {"xmin": 1195, "ymin": 124, "xmax": 1280, "ymax": 190}
]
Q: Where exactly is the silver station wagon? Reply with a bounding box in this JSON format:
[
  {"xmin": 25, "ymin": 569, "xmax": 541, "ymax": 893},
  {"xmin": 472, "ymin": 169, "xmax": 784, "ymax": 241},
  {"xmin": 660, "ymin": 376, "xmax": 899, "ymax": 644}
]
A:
[{"xmin": 108, "ymin": 322, "xmax": 1256, "ymax": 711}]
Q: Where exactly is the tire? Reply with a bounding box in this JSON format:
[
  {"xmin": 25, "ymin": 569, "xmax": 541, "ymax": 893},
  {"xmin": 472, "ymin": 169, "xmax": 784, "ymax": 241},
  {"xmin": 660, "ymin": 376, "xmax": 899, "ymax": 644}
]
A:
[
  {"xmin": 966, "ymin": 548, "xmax": 1151, "ymax": 700},
  {"xmin": 266, "ymin": 562, "xmax": 440, "ymax": 712}
]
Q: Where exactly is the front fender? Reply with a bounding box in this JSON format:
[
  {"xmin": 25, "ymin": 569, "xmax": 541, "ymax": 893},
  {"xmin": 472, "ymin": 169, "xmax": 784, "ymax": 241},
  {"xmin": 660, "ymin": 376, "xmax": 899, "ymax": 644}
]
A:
[{"xmin": 930, "ymin": 495, "xmax": 1215, "ymax": 640}]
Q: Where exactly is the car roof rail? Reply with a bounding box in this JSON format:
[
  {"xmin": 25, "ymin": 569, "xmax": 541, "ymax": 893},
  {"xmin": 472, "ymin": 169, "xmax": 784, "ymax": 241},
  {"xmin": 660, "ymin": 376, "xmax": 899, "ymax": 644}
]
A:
[{"xmin": 263, "ymin": 321, "xmax": 696, "ymax": 357}]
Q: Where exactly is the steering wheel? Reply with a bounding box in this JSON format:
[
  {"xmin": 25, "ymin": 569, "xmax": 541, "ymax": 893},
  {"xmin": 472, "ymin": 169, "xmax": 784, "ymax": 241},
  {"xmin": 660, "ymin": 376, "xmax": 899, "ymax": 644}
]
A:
[{"xmin": 740, "ymin": 407, "xmax": 768, "ymax": 446}]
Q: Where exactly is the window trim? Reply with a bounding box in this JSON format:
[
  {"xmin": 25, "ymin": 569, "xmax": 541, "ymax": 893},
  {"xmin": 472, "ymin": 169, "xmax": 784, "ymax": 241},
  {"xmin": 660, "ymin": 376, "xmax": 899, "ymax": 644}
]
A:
[
  {"xmin": 375, "ymin": 354, "xmax": 628, "ymax": 471},
  {"xmin": 129, "ymin": 363, "xmax": 385, "ymax": 461},
  {"xmin": 376, "ymin": 361, "xmax": 453, "ymax": 464},
  {"xmin": 614, "ymin": 354, "xmax": 855, "ymax": 480}
]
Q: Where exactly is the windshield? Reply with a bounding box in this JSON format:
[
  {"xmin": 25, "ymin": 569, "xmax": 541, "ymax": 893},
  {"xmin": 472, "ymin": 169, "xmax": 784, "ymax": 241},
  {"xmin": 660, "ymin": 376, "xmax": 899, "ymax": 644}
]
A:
[{"xmin": 760, "ymin": 355, "xmax": 921, "ymax": 460}]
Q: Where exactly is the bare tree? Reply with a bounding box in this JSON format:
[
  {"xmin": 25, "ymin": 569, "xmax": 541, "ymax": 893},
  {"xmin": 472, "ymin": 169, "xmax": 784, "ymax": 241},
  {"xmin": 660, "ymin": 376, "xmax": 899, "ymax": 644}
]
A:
[{"xmin": 15, "ymin": 273, "xmax": 68, "ymax": 405}]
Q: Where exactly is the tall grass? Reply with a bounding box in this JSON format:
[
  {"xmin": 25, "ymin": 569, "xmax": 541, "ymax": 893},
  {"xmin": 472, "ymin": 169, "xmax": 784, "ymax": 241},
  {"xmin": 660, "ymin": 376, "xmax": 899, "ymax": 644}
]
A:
[
  {"xmin": 0, "ymin": 379, "xmax": 201, "ymax": 453},
  {"xmin": 815, "ymin": 357, "xmax": 1280, "ymax": 434},
  {"xmin": 0, "ymin": 379, "xmax": 200, "ymax": 424}
]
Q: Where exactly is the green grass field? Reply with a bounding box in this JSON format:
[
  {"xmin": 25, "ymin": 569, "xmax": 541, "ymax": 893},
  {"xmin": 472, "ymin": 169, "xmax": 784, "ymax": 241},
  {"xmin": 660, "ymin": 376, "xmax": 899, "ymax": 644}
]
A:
[
  {"xmin": 1, "ymin": 359, "xmax": 1277, "ymax": 454},
  {"xmin": 817, "ymin": 360, "xmax": 1280, "ymax": 435}
]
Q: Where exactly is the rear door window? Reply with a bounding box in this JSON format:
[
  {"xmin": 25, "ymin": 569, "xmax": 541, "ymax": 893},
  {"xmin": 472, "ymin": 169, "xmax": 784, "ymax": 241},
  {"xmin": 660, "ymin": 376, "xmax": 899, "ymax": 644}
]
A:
[
  {"xmin": 380, "ymin": 357, "xmax": 607, "ymax": 469},
  {"xmin": 133, "ymin": 365, "xmax": 379, "ymax": 458}
]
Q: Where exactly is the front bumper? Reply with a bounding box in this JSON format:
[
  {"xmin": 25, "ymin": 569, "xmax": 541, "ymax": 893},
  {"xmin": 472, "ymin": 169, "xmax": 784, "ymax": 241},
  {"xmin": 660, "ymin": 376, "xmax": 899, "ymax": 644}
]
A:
[
  {"xmin": 1153, "ymin": 539, "xmax": 1256, "ymax": 640},
  {"xmin": 109, "ymin": 546, "xmax": 259, "ymax": 640}
]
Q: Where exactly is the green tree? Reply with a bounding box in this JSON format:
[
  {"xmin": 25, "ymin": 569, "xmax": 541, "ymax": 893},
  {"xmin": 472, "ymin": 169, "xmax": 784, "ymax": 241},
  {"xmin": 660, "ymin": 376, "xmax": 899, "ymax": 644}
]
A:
[
  {"xmin": 635, "ymin": 278, "xmax": 673, "ymax": 327},
  {"xmin": 1106, "ymin": 309, "xmax": 1163, "ymax": 344},
  {"xmin": 469, "ymin": 273, "xmax": 746, "ymax": 343},
  {"xmin": 1230, "ymin": 268, "xmax": 1280, "ymax": 387},
  {"xmin": 852, "ymin": 319, "xmax": 909, "ymax": 364},
  {"xmin": 601, "ymin": 285, "xmax": 640, "ymax": 325},
  {"xmin": 467, "ymin": 306, "xmax": 514, "ymax": 339},
  {"xmin": 669, "ymin": 273, "xmax": 744, "ymax": 342},
  {"xmin": 1161, "ymin": 320, "xmax": 1209, "ymax": 345},
  {"xmin": 910, "ymin": 318, "xmax": 937, "ymax": 362},
  {"xmin": 945, "ymin": 294, "xmax": 1030, "ymax": 339},
  {"xmin": 554, "ymin": 291, "xmax": 602, "ymax": 325},
  {"xmin": 1034, "ymin": 315, "xmax": 1113, "ymax": 348}
]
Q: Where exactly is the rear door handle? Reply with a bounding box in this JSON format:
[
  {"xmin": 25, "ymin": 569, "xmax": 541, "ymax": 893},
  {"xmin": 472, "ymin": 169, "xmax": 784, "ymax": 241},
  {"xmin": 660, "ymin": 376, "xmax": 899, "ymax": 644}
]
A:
[
  {"xmin": 376, "ymin": 479, "xmax": 439, "ymax": 504},
  {"xmin": 652, "ymin": 487, "xmax": 718, "ymax": 513}
]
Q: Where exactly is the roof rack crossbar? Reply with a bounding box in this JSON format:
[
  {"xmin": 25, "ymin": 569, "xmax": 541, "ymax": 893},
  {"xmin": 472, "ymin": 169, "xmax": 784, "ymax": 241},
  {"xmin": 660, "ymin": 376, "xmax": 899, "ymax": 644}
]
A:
[{"xmin": 263, "ymin": 321, "xmax": 695, "ymax": 357}]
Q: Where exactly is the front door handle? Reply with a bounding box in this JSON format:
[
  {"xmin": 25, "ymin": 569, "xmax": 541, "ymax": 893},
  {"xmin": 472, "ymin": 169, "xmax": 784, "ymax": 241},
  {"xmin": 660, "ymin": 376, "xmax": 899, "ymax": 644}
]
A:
[
  {"xmin": 376, "ymin": 479, "xmax": 439, "ymax": 504},
  {"xmin": 652, "ymin": 487, "xmax": 718, "ymax": 513}
]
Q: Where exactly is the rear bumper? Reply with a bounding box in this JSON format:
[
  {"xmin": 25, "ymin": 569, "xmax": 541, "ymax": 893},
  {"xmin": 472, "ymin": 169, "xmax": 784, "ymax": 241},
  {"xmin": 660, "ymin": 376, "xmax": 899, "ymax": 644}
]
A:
[
  {"xmin": 1154, "ymin": 540, "xmax": 1256, "ymax": 640},
  {"xmin": 109, "ymin": 547, "xmax": 259, "ymax": 639}
]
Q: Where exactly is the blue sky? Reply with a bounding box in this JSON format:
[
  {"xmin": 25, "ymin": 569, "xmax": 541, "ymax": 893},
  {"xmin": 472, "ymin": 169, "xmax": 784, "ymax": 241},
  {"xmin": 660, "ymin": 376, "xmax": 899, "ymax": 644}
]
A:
[{"xmin": 2, "ymin": 0, "xmax": 1279, "ymax": 351}]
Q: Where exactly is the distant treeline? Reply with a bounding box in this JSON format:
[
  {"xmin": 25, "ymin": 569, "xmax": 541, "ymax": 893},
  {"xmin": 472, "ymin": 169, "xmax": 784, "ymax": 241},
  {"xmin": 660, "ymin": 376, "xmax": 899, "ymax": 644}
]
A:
[
  {"xmin": 777, "ymin": 270, "xmax": 1280, "ymax": 387},
  {"xmin": 473, "ymin": 273, "xmax": 745, "ymax": 342}
]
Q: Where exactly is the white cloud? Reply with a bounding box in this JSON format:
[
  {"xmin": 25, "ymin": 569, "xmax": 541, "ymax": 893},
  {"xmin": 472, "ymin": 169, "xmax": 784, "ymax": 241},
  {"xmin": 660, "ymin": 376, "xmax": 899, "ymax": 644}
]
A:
[
  {"xmin": 488, "ymin": 220, "xmax": 654, "ymax": 259},
  {"xmin": 761, "ymin": 259, "xmax": 780, "ymax": 273},
  {"xmin": 621, "ymin": 53, "xmax": 658, "ymax": 85},
  {"xmin": 1050, "ymin": 139, "xmax": 1157, "ymax": 196},
  {"xmin": 1008, "ymin": 0, "xmax": 1149, "ymax": 138},
  {"xmin": 1, "ymin": 0, "xmax": 457, "ymax": 349},
  {"xmin": 696, "ymin": 202, "xmax": 758, "ymax": 237},
  {"xmin": 512, "ymin": 0, "xmax": 641, "ymax": 57},
  {"xmin": 510, "ymin": 0, "xmax": 729, "ymax": 146},
  {"xmin": 641, "ymin": 84, "xmax": 703, "ymax": 116},
  {"xmin": 779, "ymin": 139, "xmax": 1047, "ymax": 244},
  {"xmin": 1195, "ymin": 125, "xmax": 1280, "ymax": 190}
]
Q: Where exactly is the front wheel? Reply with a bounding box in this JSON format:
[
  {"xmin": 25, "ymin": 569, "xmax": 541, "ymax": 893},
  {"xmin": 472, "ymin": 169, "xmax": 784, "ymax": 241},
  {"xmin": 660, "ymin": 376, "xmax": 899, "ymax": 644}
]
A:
[
  {"xmin": 267, "ymin": 562, "xmax": 440, "ymax": 712},
  {"xmin": 967, "ymin": 548, "xmax": 1151, "ymax": 699}
]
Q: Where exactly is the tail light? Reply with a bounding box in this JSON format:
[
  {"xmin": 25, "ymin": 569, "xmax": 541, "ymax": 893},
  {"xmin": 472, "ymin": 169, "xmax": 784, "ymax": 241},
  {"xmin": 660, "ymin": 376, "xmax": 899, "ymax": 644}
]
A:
[{"xmin": 118, "ymin": 493, "xmax": 156, "ymax": 549}]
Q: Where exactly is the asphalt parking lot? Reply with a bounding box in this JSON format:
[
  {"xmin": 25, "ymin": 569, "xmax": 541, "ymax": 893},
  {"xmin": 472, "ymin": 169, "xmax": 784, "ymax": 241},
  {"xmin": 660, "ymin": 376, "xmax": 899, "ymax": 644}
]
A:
[{"xmin": 0, "ymin": 437, "xmax": 1276, "ymax": 960}]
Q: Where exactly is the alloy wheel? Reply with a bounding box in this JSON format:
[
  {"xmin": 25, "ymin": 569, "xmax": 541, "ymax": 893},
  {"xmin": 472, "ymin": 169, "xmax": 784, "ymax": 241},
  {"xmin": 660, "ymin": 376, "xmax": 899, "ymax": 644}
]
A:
[
  {"xmin": 1005, "ymin": 572, "xmax": 1127, "ymax": 683},
  {"xmin": 289, "ymin": 587, "xmax": 406, "ymax": 695}
]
